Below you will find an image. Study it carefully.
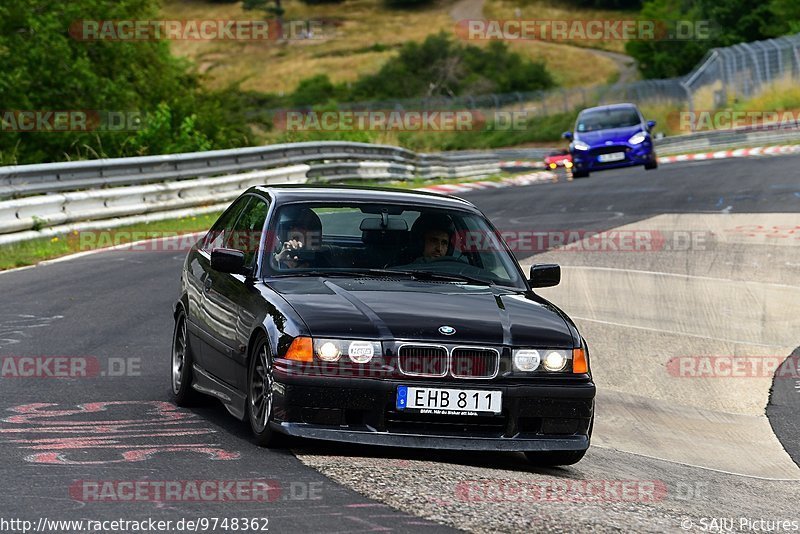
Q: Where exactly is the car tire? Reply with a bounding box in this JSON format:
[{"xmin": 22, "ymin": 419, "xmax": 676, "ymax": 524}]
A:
[
  {"xmin": 524, "ymin": 449, "xmax": 586, "ymax": 466},
  {"xmin": 645, "ymin": 160, "xmax": 658, "ymax": 170},
  {"xmin": 572, "ymin": 170, "xmax": 589, "ymax": 178},
  {"xmin": 172, "ymin": 308, "xmax": 200, "ymax": 406},
  {"xmin": 246, "ymin": 336, "xmax": 286, "ymax": 448}
]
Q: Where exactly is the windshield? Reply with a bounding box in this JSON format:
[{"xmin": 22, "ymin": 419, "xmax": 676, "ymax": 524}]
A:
[
  {"xmin": 576, "ymin": 108, "xmax": 641, "ymax": 132},
  {"xmin": 263, "ymin": 202, "xmax": 526, "ymax": 288}
]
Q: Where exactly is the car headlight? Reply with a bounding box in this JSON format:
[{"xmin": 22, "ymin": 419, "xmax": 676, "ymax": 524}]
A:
[
  {"xmin": 628, "ymin": 131, "xmax": 647, "ymax": 145},
  {"xmin": 513, "ymin": 349, "xmax": 541, "ymax": 372},
  {"xmin": 572, "ymin": 140, "xmax": 590, "ymax": 151},
  {"xmin": 543, "ymin": 350, "xmax": 569, "ymax": 372},
  {"xmin": 313, "ymin": 338, "xmax": 380, "ymax": 364}
]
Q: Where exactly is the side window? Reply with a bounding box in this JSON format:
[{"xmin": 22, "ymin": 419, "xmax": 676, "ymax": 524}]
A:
[
  {"xmin": 202, "ymin": 197, "xmax": 251, "ymax": 252},
  {"xmin": 227, "ymin": 197, "xmax": 269, "ymax": 269}
]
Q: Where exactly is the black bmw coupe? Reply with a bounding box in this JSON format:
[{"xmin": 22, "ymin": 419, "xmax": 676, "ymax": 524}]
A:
[{"xmin": 171, "ymin": 185, "xmax": 595, "ymax": 465}]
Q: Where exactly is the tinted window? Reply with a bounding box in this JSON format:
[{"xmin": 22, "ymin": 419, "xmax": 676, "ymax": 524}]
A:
[
  {"xmin": 228, "ymin": 197, "xmax": 269, "ymax": 269},
  {"xmin": 202, "ymin": 197, "xmax": 251, "ymax": 251}
]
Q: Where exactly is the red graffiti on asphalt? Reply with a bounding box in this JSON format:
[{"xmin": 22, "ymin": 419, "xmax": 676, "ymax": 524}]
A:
[{"xmin": 0, "ymin": 401, "xmax": 240, "ymax": 464}]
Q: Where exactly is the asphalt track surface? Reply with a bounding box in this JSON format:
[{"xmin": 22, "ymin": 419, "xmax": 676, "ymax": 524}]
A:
[{"xmin": 0, "ymin": 155, "xmax": 798, "ymax": 533}]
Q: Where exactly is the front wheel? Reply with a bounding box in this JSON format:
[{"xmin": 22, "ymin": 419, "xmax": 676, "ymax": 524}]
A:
[
  {"xmin": 572, "ymin": 170, "xmax": 589, "ymax": 179},
  {"xmin": 644, "ymin": 160, "xmax": 658, "ymax": 170},
  {"xmin": 247, "ymin": 337, "xmax": 285, "ymax": 447},
  {"xmin": 524, "ymin": 449, "xmax": 586, "ymax": 466},
  {"xmin": 172, "ymin": 308, "xmax": 200, "ymax": 406}
]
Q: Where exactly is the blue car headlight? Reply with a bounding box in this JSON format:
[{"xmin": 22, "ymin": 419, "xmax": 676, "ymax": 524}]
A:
[
  {"xmin": 628, "ymin": 132, "xmax": 648, "ymax": 145},
  {"xmin": 572, "ymin": 140, "xmax": 590, "ymax": 151}
]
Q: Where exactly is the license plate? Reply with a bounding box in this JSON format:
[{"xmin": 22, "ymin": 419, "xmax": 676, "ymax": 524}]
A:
[
  {"xmin": 396, "ymin": 386, "xmax": 502, "ymax": 415},
  {"xmin": 597, "ymin": 152, "xmax": 625, "ymax": 162}
]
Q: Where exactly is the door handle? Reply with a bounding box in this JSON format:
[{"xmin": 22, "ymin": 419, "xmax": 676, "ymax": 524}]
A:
[{"xmin": 204, "ymin": 277, "xmax": 213, "ymax": 292}]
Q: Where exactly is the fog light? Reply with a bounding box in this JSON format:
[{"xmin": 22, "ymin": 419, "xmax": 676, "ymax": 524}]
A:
[
  {"xmin": 543, "ymin": 350, "xmax": 567, "ymax": 371},
  {"xmin": 348, "ymin": 341, "xmax": 375, "ymax": 363},
  {"xmin": 513, "ymin": 349, "xmax": 541, "ymax": 372},
  {"xmin": 317, "ymin": 342, "xmax": 341, "ymax": 362}
]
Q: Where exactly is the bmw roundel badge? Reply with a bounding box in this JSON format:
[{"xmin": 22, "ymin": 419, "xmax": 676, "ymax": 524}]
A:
[{"xmin": 438, "ymin": 325, "xmax": 456, "ymax": 335}]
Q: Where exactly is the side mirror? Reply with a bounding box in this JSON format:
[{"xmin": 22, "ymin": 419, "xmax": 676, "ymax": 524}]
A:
[
  {"xmin": 562, "ymin": 131, "xmax": 573, "ymax": 141},
  {"xmin": 211, "ymin": 248, "xmax": 247, "ymax": 275},
  {"xmin": 646, "ymin": 120, "xmax": 656, "ymax": 131},
  {"xmin": 529, "ymin": 263, "xmax": 561, "ymax": 288}
]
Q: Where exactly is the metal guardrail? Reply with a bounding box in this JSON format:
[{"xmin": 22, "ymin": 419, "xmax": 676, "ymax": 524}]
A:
[
  {"xmin": 0, "ymin": 141, "xmax": 497, "ymax": 198},
  {"xmin": 0, "ymin": 142, "xmax": 500, "ymax": 239},
  {"xmin": 653, "ymin": 124, "xmax": 800, "ymax": 155}
]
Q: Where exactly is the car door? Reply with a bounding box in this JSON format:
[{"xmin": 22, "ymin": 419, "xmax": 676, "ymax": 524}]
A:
[
  {"xmin": 191, "ymin": 197, "xmax": 252, "ymax": 371},
  {"xmin": 201, "ymin": 195, "xmax": 270, "ymax": 386}
]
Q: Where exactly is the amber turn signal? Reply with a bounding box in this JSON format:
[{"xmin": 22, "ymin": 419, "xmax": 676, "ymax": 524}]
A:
[
  {"xmin": 572, "ymin": 348, "xmax": 588, "ymax": 374},
  {"xmin": 285, "ymin": 336, "xmax": 313, "ymax": 362}
]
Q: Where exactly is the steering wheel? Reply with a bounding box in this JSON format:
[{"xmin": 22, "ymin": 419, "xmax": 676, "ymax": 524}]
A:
[{"xmin": 428, "ymin": 255, "xmax": 467, "ymax": 263}]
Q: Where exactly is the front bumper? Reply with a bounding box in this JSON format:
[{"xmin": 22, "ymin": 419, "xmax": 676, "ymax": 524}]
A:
[
  {"xmin": 271, "ymin": 372, "xmax": 595, "ymax": 451},
  {"xmin": 572, "ymin": 142, "xmax": 656, "ymax": 172}
]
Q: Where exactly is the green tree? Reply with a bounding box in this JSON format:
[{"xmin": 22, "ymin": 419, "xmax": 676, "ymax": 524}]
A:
[
  {"xmin": 626, "ymin": 0, "xmax": 793, "ymax": 79},
  {"xmin": 0, "ymin": 0, "xmax": 253, "ymax": 164}
]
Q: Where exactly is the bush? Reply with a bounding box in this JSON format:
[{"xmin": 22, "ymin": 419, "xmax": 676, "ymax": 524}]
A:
[
  {"xmin": 290, "ymin": 75, "xmax": 339, "ymax": 107},
  {"xmin": 345, "ymin": 33, "xmax": 554, "ymax": 101}
]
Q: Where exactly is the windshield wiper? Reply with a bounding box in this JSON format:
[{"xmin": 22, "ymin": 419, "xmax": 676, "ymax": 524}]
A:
[
  {"xmin": 368, "ymin": 268, "xmax": 492, "ymax": 285},
  {"xmin": 274, "ymin": 268, "xmax": 492, "ymax": 285},
  {"xmin": 273, "ymin": 270, "xmax": 373, "ymax": 278}
]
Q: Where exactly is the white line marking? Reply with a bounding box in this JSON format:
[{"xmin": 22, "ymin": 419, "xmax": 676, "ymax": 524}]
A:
[
  {"xmin": 551, "ymin": 264, "xmax": 800, "ymax": 290},
  {"xmin": 591, "ymin": 443, "xmax": 800, "ymax": 481},
  {"xmin": 571, "ymin": 315, "xmax": 790, "ymax": 348},
  {"xmin": 1, "ymin": 231, "xmax": 206, "ymax": 273}
]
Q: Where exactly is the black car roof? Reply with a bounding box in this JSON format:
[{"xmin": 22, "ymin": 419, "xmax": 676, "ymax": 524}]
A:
[{"xmin": 252, "ymin": 184, "xmax": 479, "ymax": 211}]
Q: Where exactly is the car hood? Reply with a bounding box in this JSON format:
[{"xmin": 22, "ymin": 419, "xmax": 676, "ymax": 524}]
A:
[
  {"xmin": 270, "ymin": 278, "xmax": 575, "ymax": 347},
  {"xmin": 575, "ymin": 125, "xmax": 643, "ymax": 146}
]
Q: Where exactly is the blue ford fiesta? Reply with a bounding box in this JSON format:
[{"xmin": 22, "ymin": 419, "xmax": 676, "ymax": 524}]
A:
[{"xmin": 563, "ymin": 103, "xmax": 658, "ymax": 178}]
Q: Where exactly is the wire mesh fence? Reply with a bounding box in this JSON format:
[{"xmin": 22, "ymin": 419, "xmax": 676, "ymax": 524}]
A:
[
  {"xmin": 294, "ymin": 33, "xmax": 800, "ymax": 127},
  {"xmin": 684, "ymin": 33, "xmax": 800, "ymax": 110}
]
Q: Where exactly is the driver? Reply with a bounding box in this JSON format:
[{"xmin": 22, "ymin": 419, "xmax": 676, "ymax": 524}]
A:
[
  {"xmin": 410, "ymin": 213, "xmax": 457, "ymax": 263},
  {"xmin": 273, "ymin": 208, "xmax": 324, "ymax": 269}
]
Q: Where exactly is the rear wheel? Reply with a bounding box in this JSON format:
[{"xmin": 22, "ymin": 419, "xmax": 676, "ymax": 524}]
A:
[
  {"xmin": 172, "ymin": 308, "xmax": 200, "ymax": 406},
  {"xmin": 572, "ymin": 170, "xmax": 589, "ymax": 178},
  {"xmin": 247, "ymin": 337, "xmax": 285, "ymax": 447},
  {"xmin": 524, "ymin": 449, "xmax": 586, "ymax": 466}
]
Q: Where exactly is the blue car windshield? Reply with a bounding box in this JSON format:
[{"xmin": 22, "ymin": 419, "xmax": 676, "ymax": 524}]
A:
[{"xmin": 576, "ymin": 109, "xmax": 641, "ymax": 132}]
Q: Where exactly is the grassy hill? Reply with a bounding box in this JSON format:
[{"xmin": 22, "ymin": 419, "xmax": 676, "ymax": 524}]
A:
[{"xmin": 161, "ymin": 0, "xmax": 630, "ymax": 95}]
